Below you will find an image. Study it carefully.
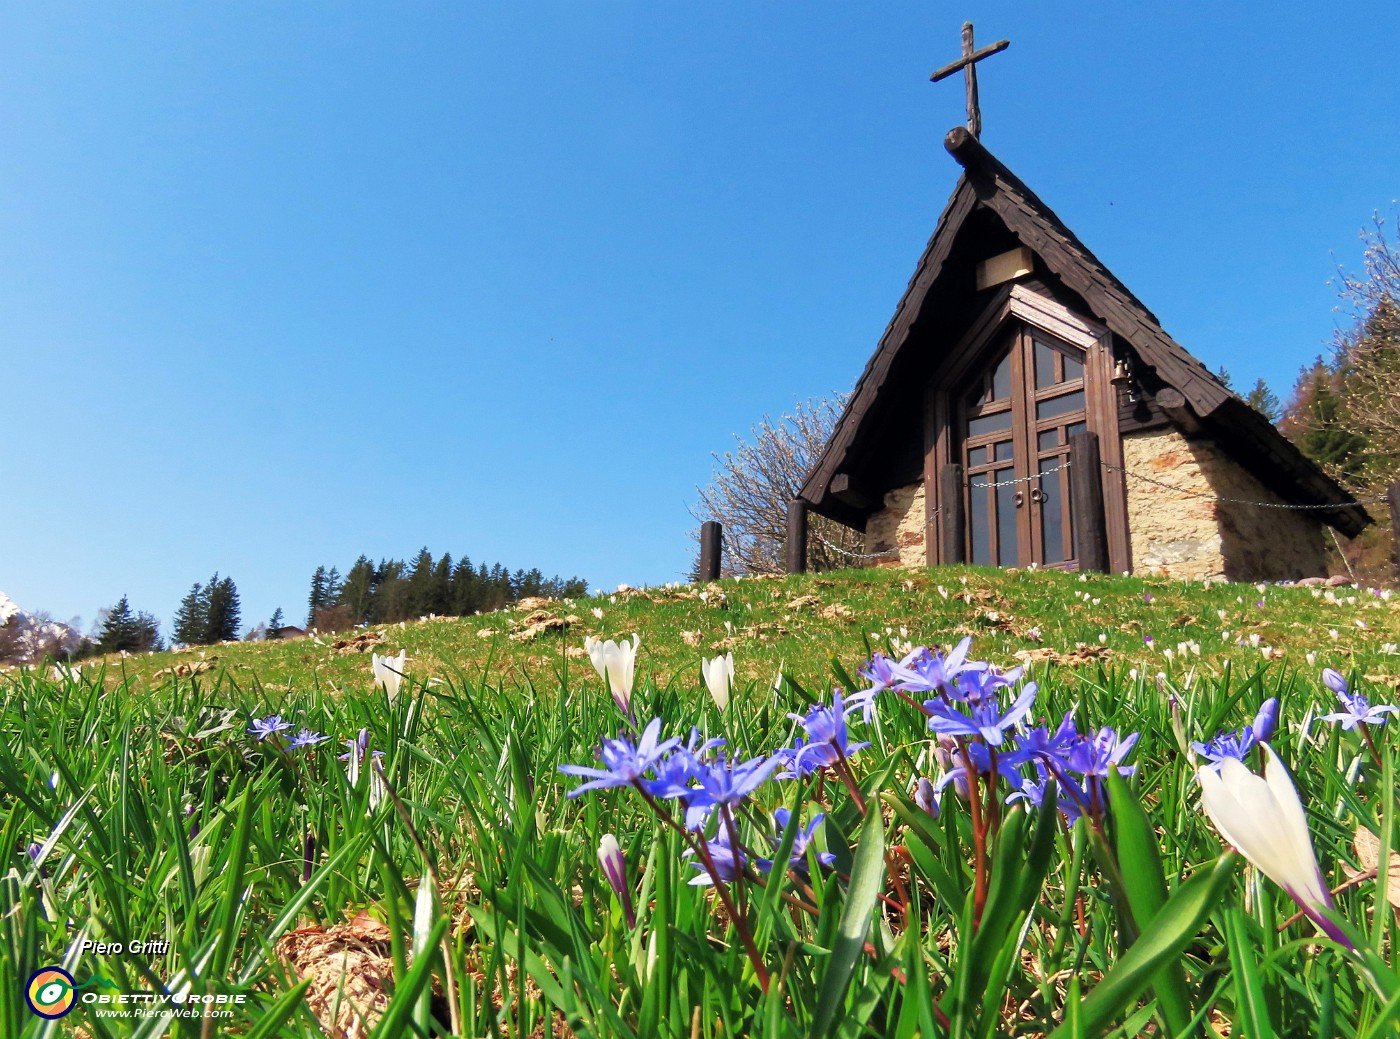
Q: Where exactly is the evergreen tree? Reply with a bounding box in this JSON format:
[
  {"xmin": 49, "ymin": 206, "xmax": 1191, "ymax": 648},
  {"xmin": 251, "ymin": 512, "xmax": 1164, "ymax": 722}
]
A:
[
  {"xmin": 324, "ymin": 566, "xmax": 343, "ymax": 604},
  {"xmin": 269, "ymin": 607, "xmax": 285, "ymax": 633},
  {"xmin": 133, "ymin": 612, "xmax": 163, "ymax": 653},
  {"xmin": 338, "ymin": 556, "xmax": 375, "ymax": 624},
  {"xmin": 173, "ymin": 581, "xmax": 208, "ymax": 645},
  {"xmin": 451, "ymin": 556, "xmax": 478, "ymax": 615},
  {"xmin": 204, "ymin": 574, "xmax": 242, "ymax": 643},
  {"xmin": 406, "ymin": 547, "xmax": 435, "ymax": 617},
  {"xmin": 97, "ymin": 596, "xmax": 142, "ymax": 654},
  {"xmin": 429, "ymin": 553, "xmax": 453, "ymax": 615},
  {"xmin": 1245, "ymin": 378, "xmax": 1282, "ymax": 424},
  {"xmin": 307, "ymin": 566, "xmax": 328, "ymax": 625},
  {"xmin": 1283, "ymin": 362, "xmax": 1368, "ymax": 481}
]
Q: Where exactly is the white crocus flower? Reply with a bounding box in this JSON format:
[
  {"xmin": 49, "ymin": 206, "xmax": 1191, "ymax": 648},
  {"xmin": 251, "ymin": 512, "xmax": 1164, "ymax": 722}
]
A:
[
  {"xmin": 1197, "ymin": 743, "xmax": 1349, "ymax": 947},
  {"xmin": 701, "ymin": 652, "xmax": 735, "ymax": 711},
  {"xmin": 586, "ymin": 634, "xmax": 639, "ymax": 718},
  {"xmin": 372, "ymin": 650, "xmax": 407, "ymax": 702}
]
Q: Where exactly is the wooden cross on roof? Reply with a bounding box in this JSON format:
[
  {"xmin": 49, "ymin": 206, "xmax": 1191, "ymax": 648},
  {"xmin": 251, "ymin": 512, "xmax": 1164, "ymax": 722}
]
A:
[{"xmin": 929, "ymin": 22, "xmax": 1010, "ymax": 140}]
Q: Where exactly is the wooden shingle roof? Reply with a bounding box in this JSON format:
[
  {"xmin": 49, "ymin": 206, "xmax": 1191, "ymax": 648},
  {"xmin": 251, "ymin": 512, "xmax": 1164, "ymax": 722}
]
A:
[{"xmin": 801, "ymin": 128, "xmax": 1371, "ymax": 537}]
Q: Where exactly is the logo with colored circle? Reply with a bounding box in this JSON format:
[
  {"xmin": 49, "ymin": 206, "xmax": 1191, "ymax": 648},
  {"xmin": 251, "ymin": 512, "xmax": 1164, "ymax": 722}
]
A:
[{"xmin": 26, "ymin": 967, "xmax": 76, "ymax": 1018}]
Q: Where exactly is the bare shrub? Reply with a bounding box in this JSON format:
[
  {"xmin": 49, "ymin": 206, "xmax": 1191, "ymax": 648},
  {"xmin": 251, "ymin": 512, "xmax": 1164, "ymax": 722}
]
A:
[{"xmin": 691, "ymin": 396, "xmax": 865, "ymax": 576}]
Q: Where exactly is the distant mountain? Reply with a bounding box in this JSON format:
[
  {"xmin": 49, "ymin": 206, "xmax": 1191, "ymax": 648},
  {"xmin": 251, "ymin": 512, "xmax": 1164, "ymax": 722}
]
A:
[{"xmin": 0, "ymin": 592, "xmax": 86, "ymax": 662}]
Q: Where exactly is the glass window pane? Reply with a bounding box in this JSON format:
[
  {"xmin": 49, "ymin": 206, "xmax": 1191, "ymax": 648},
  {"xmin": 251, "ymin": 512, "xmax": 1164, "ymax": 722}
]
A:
[
  {"xmin": 968, "ymin": 410, "xmax": 1012, "ymax": 437},
  {"xmin": 969, "ymin": 383, "xmax": 991, "ymax": 408},
  {"xmin": 991, "ymin": 352, "xmax": 1013, "ymax": 400},
  {"xmin": 967, "ymin": 445, "xmax": 988, "ymax": 467},
  {"xmin": 969, "ymin": 473, "xmax": 992, "ymax": 566},
  {"xmin": 1035, "ymin": 340, "xmax": 1057, "ymax": 389},
  {"xmin": 1067, "ymin": 421, "xmax": 1087, "ymax": 442},
  {"xmin": 995, "ymin": 469, "xmax": 1020, "ymax": 566},
  {"xmin": 1037, "ymin": 390, "xmax": 1085, "ymax": 421},
  {"xmin": 1063, "ymin": 354, "xmax": 1083, "ymax": 382},
  {"xmin": 994, "ymin": 440, "xmax": 1014, "ymax": 461},
  {"xmin": 1039, "ymin": 462, "xmax": 1065, "ymax": 565},
  {"xmin": 1037, "ymin": 429, "xmax": 1060, "ymax": 452}
]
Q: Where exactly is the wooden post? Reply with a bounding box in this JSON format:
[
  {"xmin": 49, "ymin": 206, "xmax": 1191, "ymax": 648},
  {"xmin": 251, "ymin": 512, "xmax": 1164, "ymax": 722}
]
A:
[
  {"xmin": 785, "ymin": 499, "xmax": 809, "ymax": 574},
  {"xmin": 940, "ymin": 463, "xmax": 965, "ymax": 564},
  {"xmin": 1389, "ymin": 480, "xmax": 1400, "ymax": 574},
  {"xmin": 1069, "ymin": 432, "xmax": 1109, "ymax": 573},
  {"xmin": 698, "ymin": 521, "xmax": 722, "ymax": 582}
]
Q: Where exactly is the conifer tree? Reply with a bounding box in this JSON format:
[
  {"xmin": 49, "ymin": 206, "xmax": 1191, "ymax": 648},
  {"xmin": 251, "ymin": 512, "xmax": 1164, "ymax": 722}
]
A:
[
  {"xmin": 269, "ymin": 607, "xmax": 285, "ymax": 633},
  {"xmin": 430, "ymin": 553, "xmax": 453, "ymax": 615},
  {"xmin": 173, "ymin": 581, "xmax": 208, "ymax": 645},
  {"xmin": 97, "ymin": 596, "xmax": 142, "ymax": 653},
  {"xmin": 133, "ymin": 612, "xmax": 163, "ymax": 652},
  {"xmin": 204, "ymin": 574, "xmax": 242, "ymax": 643},
  {"xmin": 307, "ymin": 566, "xmax": 328, "ymax": 625},
  {"xmin": 338, "ymin": 557, "xmax": 375, "ymax": 624}
]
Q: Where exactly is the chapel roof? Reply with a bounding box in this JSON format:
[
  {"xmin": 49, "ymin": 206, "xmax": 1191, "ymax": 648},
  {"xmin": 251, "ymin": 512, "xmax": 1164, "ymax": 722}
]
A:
[{"xmin": 801, "ymin": 128, "xmax": 1372, "ymax": 537}]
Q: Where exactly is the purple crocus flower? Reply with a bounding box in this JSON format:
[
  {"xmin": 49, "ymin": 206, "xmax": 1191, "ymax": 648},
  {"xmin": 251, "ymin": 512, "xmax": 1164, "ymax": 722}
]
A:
[
  {"xmin": 759, "ymin": 808, "xmax": 835, "ymax": 875},
  {"xmin": 558, "ymin": 718, "xmax": 680, "ymax": 798},
  {"xmin": 249, "ymin": 715, "xmax": 293, "ymax": 741},
  {"xmin": 598, "ymin": 834, "xmax": 636, "ymax": 927},
  {"xmin": 923, "ymin": 680, "xmax": 1037, "ymax": 746}
]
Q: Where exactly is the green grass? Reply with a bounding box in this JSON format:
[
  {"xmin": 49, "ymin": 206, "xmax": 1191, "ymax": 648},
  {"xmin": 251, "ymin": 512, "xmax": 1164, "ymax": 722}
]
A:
[{"xmin": 3, "ymin": 565, "xmax": 1400, "ymax": 1037}]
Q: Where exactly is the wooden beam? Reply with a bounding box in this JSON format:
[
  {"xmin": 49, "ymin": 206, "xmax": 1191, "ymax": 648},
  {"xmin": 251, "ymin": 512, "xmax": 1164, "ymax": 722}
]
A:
[
  {"xmin": 830, "ymin": 473, "xmax": 876, "ymax": 511},
  {"xmin": 698, "ymin": 521, "xmax": 722, "ymax": 582},
  {"xmin": 1154, "ymin": 387, "xmax": 1203, "ymax": 436},
  {"xmin": 1070, "ymin": 432, "xmax": 1109, "ymax": 573},
  {"xmin": 785, "ymin": 499, "xmax": 809, "ymax": 575},
  {"xmin": 940, "ymin": 463, "xmax": 965, "ymax": 564}
]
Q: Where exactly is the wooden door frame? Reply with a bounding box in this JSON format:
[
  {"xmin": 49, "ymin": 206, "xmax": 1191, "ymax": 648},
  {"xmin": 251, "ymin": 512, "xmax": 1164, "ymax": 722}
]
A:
[{"xmin": 925, "ymin": 284, "xmax": 1130, "ymax": 572}]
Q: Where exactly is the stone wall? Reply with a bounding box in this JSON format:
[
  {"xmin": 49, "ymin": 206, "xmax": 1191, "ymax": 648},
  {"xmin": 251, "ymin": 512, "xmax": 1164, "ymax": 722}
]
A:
[
  {"xmin": 865, "ymin": 482, "xmax": 927, "ymax": 567},
  {"xmin": 1122, "ymin": 429, "xmax": 1327, "ymax": 581}
]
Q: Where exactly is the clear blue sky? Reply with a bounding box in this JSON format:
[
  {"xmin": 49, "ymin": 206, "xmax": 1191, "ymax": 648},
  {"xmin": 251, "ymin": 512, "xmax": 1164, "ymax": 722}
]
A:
[{"xmin": 2, "ymin": 3, "xmax": 1397, "ymax": 635}]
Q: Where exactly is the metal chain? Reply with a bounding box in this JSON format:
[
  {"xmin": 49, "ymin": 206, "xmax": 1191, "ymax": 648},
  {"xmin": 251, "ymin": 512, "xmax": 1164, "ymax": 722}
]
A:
[
  {"xmin": 977, "ymin": 462, "xmax": 1071, "ymax": 488},
  {"xmin": 1100, "ymin": 462, "xmax": 1390, "ymax": 510},
  {"xmin": 815, "ymin": 534, "xmax": 900, "ymax": 561}
]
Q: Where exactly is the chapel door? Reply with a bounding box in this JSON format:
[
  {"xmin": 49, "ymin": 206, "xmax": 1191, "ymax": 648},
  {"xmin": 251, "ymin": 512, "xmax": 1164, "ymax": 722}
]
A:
[{"xmin": 959, "ymin": 326, "xmax": 1088, "ymax": 568}]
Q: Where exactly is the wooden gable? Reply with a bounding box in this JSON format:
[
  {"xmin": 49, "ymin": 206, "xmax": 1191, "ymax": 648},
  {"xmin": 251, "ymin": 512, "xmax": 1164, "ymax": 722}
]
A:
[{"xmin": 801, "ymin": 128, "xmax": 1371, "ymax": 546}]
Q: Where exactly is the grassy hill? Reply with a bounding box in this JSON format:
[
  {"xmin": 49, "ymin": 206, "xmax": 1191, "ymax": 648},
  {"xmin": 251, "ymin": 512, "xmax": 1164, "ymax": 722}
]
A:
[
  {"xmin": 47, "ymin": 564, "xmax": 1400, "ymax": 702},
  {"xmin": 5, "ymin": 565, "xmax": 1400, "ymax": 1038}
]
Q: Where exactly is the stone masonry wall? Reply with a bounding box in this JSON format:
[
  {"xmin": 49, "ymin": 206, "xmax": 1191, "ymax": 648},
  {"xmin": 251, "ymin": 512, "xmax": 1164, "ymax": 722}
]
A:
[
  {"xmin": 865, "ymin": 482, "xmax": 927, "ymax": 567},
  {"xmin": 1122, "ymin": 429, "xmax": 1327, "ymax": 582}
]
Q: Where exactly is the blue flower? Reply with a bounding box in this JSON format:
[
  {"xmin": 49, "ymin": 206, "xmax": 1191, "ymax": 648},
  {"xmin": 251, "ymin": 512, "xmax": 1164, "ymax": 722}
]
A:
[
  {"xmin": 1064, "ymin": 726, "xmax": 1138, "ymax": 778},
  {"xmin": 1320, "ymin": 688, "xmax": 1399, "ymax": 730},
  {"xmin": 684, "ymin": 828, "xmax": 746, "ymax": 886},
  {"xmin": 847, "ymin": 638, "xmax": 987, "ymax": 720},
  {"xmin": 913, "ymin": 777, "xmax": 939, "ymax": 818},
  {"xmin": 249, "ymin": 715, "xmax": 293, "ymax": 741},
  {"xmin": 558, "ymin": 718, "xmax": 680, "ymax": 798},
  {"xmin": 759, "ymin": 808, "xmax": 835, "ymax": 875},
  {"xmin": 923, "ymin": 680, "xmax": 1037, "ymax": 746},
  {"xmin": 1192, "ymin": 699, "xmax": 1278, "ymax": 770},
  {"xmin": 787, "ymin": 691, "xmax": 871, "ymax": 774},
  {"xmin": 288, "ymin": 728, "xmax": 329, "ymax": 749},
  {"xmin": 1008, "ymin": 775, "xmax": 1081, "ymax": 825},
  {"xmin": 687, "ymin": 752, "xmax": 782, "ymax": 814}
]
